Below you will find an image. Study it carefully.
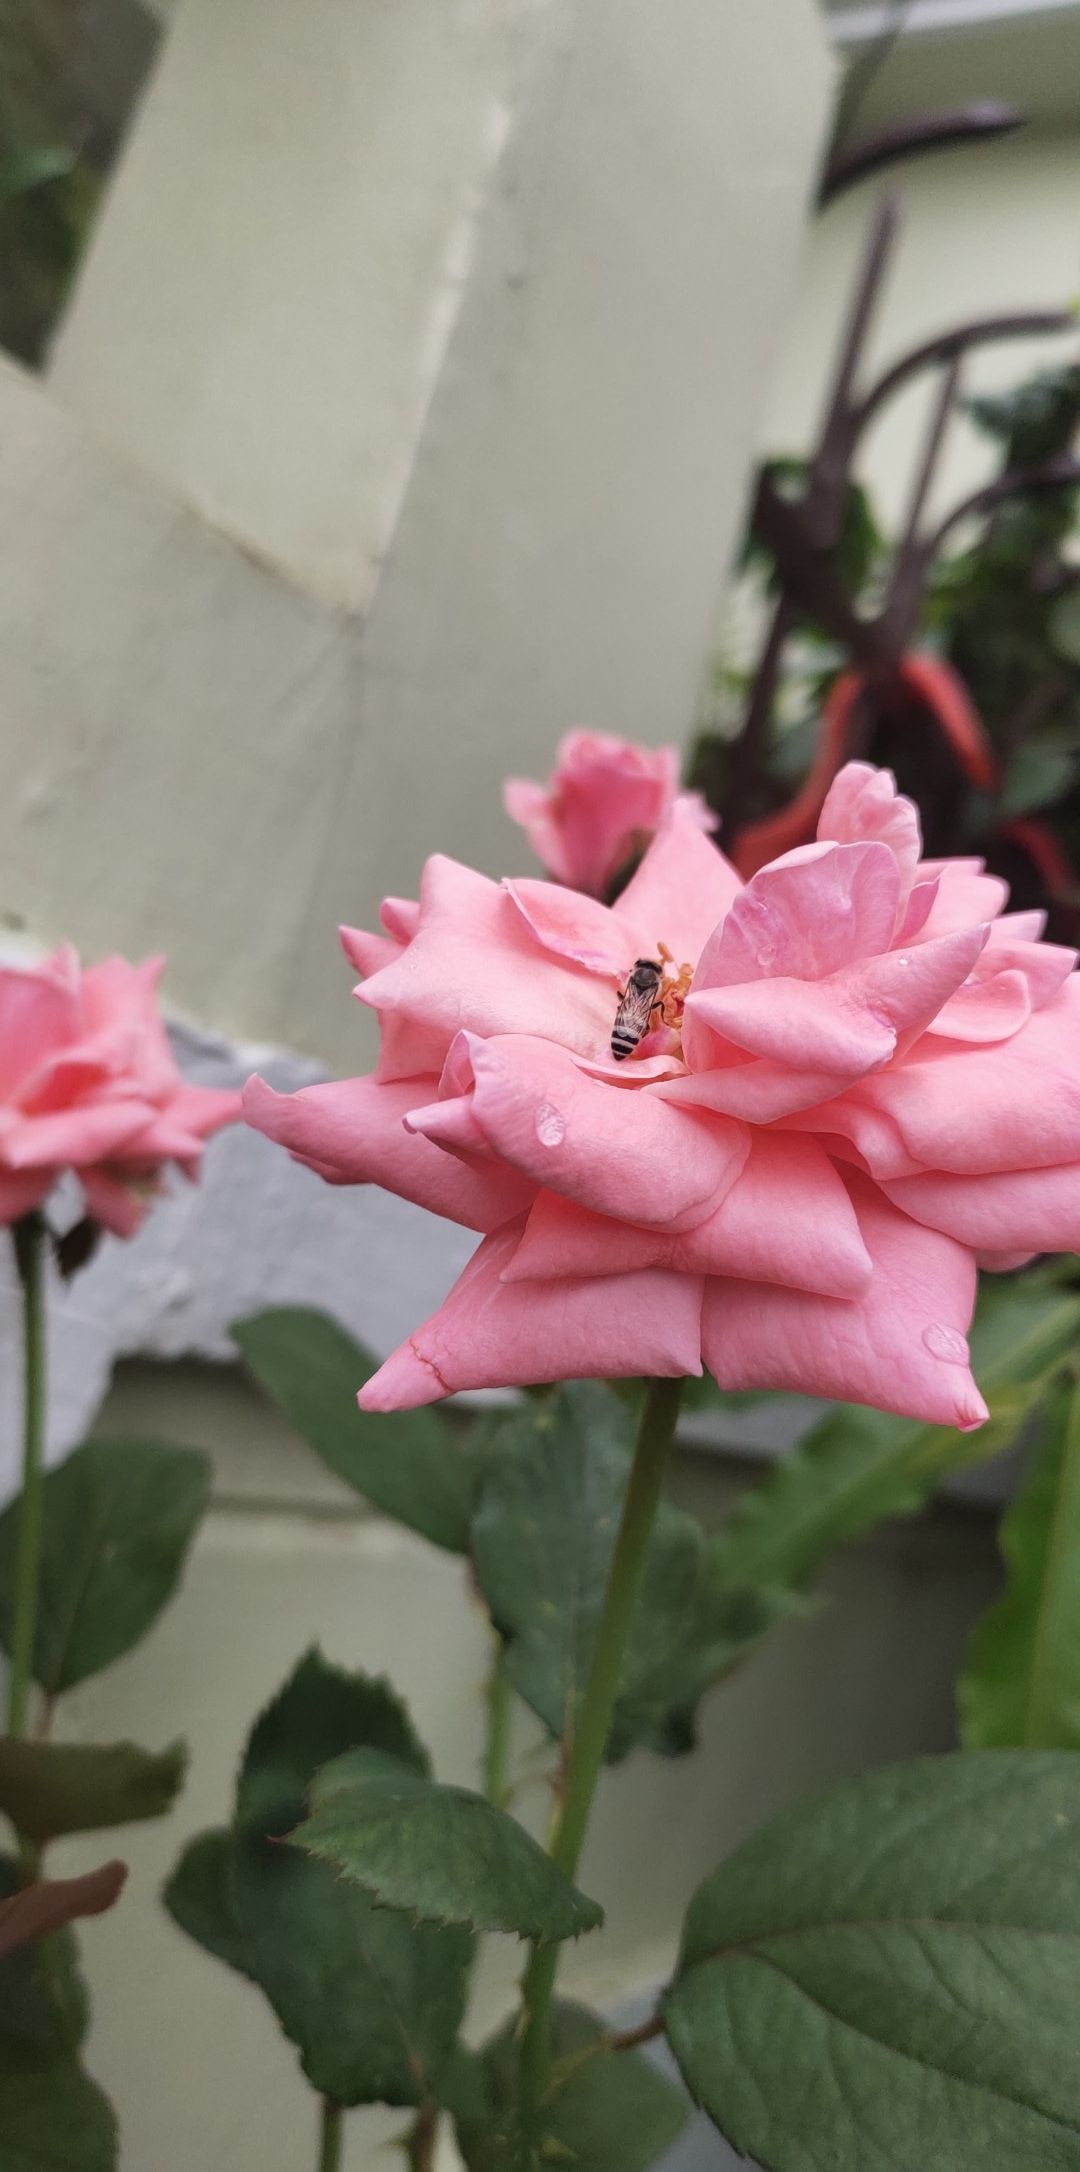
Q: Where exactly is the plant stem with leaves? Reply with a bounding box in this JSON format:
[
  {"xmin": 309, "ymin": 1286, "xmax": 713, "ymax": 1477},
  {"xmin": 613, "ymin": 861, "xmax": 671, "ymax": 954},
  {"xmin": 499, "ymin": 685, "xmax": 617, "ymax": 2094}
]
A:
[
  {"xmin": 517, "ymin": 1375, "xmax": 684, "ymax": 2136},
  {"xmin": 6, "ymin": 1213, "xmax": 46, "ymax": 1740}
]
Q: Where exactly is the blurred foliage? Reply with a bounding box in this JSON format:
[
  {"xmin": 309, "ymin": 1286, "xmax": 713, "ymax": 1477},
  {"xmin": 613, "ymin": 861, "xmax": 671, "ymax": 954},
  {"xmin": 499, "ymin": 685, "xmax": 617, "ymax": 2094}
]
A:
[
  {"xmin": 909, "ymin": 365, "xmax": 1080, "ymax": 886},
  {"xmin": 697, "ymin": 361, "xmax": 1080, "ymax": 940},
  {"xmin": 742, "ymin": 460, "xmax": 887, "ymax": 602},
  {"xmin": 0, "ymin": 0, "xmax": 158, "ymax": 364}
]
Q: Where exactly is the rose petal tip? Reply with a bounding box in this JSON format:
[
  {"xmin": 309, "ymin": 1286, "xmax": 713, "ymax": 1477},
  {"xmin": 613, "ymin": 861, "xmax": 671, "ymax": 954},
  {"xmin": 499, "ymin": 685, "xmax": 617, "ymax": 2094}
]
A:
[
  {"xmin": 358, "ymin": 1344, "xmax": 445, "ymax": 1413},
  {"xmin": 241, "ymin": 1074, "xmax": 277, "ymax": 1130}
]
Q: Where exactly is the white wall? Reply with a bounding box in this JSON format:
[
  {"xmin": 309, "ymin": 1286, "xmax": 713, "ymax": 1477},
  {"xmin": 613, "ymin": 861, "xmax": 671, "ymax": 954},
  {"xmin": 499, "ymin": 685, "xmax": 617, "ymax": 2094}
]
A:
[{"xmin": 7, "ymin": 0, "xmax": 834, "ymax": 1071}]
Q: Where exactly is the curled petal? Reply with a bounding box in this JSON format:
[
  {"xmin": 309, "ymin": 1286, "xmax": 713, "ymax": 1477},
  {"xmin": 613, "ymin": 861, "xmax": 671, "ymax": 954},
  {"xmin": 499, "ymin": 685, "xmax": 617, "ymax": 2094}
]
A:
[
  {"xmin": 817, "ymin": 762, "xmax": 922, "ymax": 901},
  {"xmin": 504, "ymin": 881, "xmax": 630, "ymax": 978},
  {"xmin": 929, "ymin": 930, "xmax": 1075, "ymax": 1045},
  {"xmin": 684, "ymin": 976, "xmax": 895, "ymax": 1077},
  {"xmin": 684, "ymin": 924, "xmax": 988, "ymax": 1078},
  {"xmin": 916, "ymin": 860, "xmax": 1008, "ymax": 936},
  {"xmin": 359, "ymin": 856, "xmax": 613, "ymax": 1055},
  {"xmin": 462, "ymin": 1034, "xmax": 748, "ymax": 1230},
  {"xmin": 379, "ymin": 897, "xmax": 420, "ymax": 944},
  {"xmin": 778, "ymin": 1093, "xmax": 926, "ymax": 1181},
  {"xmin": 977, "ymin": 930, "xmax": 1076, "ymax": 1007},
  {"xmin": 404, "ymin": 1092, "xmax": 492, "ymax": 1161},
  {"xmin": 654, "ymin": 1056, "xmax": 861, "ymax": 1127},
  {"xmin": 359, "ymin": 1219, "xmax": 704, "ymax": 1409},
  {"xmin": 928, "ymin": 969, "xmax": 1032, "ymax": 1045},
  {"xmin": 694, "ymin": 841, "xmax": 900, "ymax": 993},
  {"xmin": 883, "ymin": 1162, "xmax": 1080, "ymax": 1256},
  {"xmin": 339, "ymin": 925, "xmax": 401, "ymax": 977},
  {"xmin": 243, "ymin": 1073, "xmax": 534, "ymax": 1231},
  {"xmin": 896, "ymin": 878, "xmax": 940, "ymax": 942},
  {"xmin": 504, "ymin": 1134, "xmax": 872, "ymax": 1299},
  {"xmin": 988, "ymin": 910, "xmax": 1045, "ymax": 943},
  {"xmin": 701, "ymin": 1176, "xmax": 987, "ymax": 1430},
  {"xmin": 849, "ymin": 980, "xmax": 1080, "ymax": 1174}
]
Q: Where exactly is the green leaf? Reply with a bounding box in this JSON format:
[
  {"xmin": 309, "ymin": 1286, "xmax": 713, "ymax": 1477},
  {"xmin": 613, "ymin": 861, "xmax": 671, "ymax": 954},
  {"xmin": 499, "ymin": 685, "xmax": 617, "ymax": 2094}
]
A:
[
  {"xmin": 0, "ymin": 1737, "xmax": 187, "ymax": 1845},
  {"xmin": 455, "ymin": 2002, "xmax": 688, "ymax": 2172},
  {"xmin": 0, "ymin": 1854, "xmax": 116, "ymax": 2168},
  {"xmin": 172, "ymin": 1650, "xmax": 472, "ymax": 2109},
  {"xmin": 0, "ymin": 2063, "xmax": 117, "ymax": 2172},
  {"xmin": 665, "ymin": 1749, "xmax": 1080, "ymax": 2172},
  {"xmin": 294, "ymin": 1751, "xmax": 603, "ymax": 1941},
  {"xmin": 470, "ymin": 1386, "xmax": 787, "ymax": 1761},
  {"xmin": 232, "ymin": 1308, "xmax": 477, "ymax": 1551},
  {"xmin": 712, "ymin": 1276, "xmax": 1080, "ymax": 1594},
  {"xmin": 234, "ymin": 1647, "xmax": 430, "ymax": 1835},
  {"xmin": 162, "ymin": 1827, "xmax": 255, "ymax": 1981},
  {"xmin": 961, "ymin": 1376, "xmax": 1080, "ymax": 1749},
  {"xmin": 0, "ymin": 1437, "xmax": 211, "ymax": 1695}
]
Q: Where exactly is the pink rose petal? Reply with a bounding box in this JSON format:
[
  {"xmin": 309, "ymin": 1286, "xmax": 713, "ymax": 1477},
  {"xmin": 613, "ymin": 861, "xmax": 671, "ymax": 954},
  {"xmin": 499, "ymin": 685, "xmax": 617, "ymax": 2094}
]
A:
[
  {"xmin": 359, "ymin": 1219, "xmax": 704, "ymax": 1409},
  {"xmin": 243, "ymin": 1072, "xmax": 535, "ymax": 1230},
  {"xmin": 702, "ymin": 1176, "xmax": 987, "ymax": 1429}
]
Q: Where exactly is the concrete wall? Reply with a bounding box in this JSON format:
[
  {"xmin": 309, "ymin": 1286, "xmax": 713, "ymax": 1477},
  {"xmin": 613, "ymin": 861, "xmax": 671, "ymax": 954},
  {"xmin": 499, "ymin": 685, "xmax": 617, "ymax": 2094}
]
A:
[{"xmin": 0, "ymin": 0, "xmax": 833, "ymax": 1070}]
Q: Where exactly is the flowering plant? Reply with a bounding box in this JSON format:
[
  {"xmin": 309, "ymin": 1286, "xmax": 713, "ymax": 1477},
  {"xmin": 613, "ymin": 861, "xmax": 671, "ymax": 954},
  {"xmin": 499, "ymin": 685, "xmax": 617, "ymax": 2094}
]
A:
[
  {"xmin": 207, "ymin": 750, "xmax": 1080, "ymax": 2172},
  {"xmin": 247, "ymin": 761, "xmax": 1078, "ymax": 1428},
  {"xmin": 4, "ymin": 767, "xmax": 1080, "ymax": 2172},
  {"xmin": 0, "ymin": 946, "xmax": 239, "ymax": 1235},
  {"xmin": 0, "ymin": 947, "xmax": 235, "ymax": 2161}
]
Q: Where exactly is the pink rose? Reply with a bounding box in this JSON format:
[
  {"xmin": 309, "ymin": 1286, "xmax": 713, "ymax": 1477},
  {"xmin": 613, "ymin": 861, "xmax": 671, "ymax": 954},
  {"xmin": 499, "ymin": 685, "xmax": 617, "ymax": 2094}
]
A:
[
  {"xmin": 504, "ymin": 730, "xmax": 715, "ymax": 898},
  {"xmin": 244, "ymin": 762, "xmax": 1080, "ymax": 1428},
  {"xmin": 0, "ymin": 948, "xmax": 240, "ymax": 1236}
]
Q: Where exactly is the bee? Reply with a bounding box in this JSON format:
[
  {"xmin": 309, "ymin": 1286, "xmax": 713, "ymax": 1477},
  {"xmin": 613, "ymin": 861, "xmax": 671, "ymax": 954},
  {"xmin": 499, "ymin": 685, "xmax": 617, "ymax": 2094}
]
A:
[{"xmin": 611, "ymin": 958, "xmax": 663, "ymax": 1061}]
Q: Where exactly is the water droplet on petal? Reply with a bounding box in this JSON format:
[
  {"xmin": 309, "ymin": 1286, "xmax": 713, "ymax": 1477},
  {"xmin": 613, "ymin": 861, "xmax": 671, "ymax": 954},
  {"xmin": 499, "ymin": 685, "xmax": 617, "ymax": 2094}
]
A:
[
  {"xmin": 535, "ymin": 1102, "xmax": 566, "ymax": 1148},
  {"xmin": 922, "ymin": 1323, "xmax": 969, "ymax": 1365}
]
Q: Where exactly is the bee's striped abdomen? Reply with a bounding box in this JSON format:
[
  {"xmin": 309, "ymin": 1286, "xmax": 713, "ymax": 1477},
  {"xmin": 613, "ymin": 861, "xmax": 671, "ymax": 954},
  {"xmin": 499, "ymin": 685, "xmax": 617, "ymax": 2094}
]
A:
[{"xmin": 611, "ymin": 959, "xmax": 662, "ymax": 1062}]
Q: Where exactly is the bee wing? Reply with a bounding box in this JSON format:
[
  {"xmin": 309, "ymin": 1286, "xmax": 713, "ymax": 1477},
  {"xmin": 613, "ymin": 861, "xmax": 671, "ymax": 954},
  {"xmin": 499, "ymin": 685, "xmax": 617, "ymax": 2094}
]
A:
[{"xmin": 612, "ymin": 980, "xmax": 656, "ymax": 1045}]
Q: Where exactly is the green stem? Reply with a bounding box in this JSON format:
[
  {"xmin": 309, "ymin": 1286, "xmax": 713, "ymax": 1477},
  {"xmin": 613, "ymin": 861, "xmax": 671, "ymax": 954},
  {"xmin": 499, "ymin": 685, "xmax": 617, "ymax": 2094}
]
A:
[
  {"xmin": 517, "ymin": 1376, "xmax": 684, "ymax": 2134},
  {"xmin": 483, "ymin": 1639, "xmax": 513, "ymax": 1809},
  {"xmin": 6, "ymin": 1214, "xmax": 46, "ymax": 1741},
  {"xmin": 317, "ymin": 2099, "xmax": 342, "ymax": 2172}
]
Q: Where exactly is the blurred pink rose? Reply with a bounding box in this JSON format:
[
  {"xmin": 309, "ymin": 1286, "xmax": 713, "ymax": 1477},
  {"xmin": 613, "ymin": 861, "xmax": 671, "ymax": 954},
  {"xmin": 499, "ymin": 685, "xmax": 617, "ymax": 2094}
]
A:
[
  {"xmin": 504, "ymin": 730, "xmax": 715, "ymax": 898},
  {"xmin": 245, "ymin": 762, "xmax": 1080, "ymax": 1427},
  {"xmin": 0, "ymin": 948, "xmax": 240, "ymax": 1236}
]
